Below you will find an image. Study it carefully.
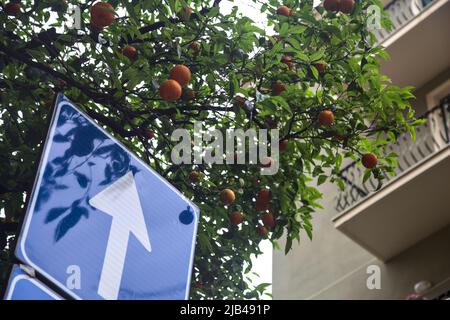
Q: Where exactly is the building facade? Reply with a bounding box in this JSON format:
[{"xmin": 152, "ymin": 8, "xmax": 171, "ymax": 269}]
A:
[{"xmin": 273, "ymin": 0, "xmax": 450, "ymax": 299}]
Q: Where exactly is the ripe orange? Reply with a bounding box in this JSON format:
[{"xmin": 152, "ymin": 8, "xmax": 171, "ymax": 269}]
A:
[
  {"xmin": 90, "ymin": 19, "xmax": 104, "ymax": 32},
  {"xmin": 220, "ymin": 189, "xmax": 235, "ymax": 205},
  {"xmin": 339, "ymin": 0, "xmax": 354, "ymax": 14},
  {"xmin": 362, "ymin": 153, "xmax": 378, "ymax": 169},
  {"xmin": 272, "ymin": 83, "xmax": 285, "ymax": 96},
  {"xmin": 5, "ymin": 2, "xmax": 21, "ymax": 16},
  {"xmin": 188, "ymin": 41, "xmax": 201, "ymax": 53},
  {"xmin": 229, "ymin": 211, "xmax": 244, "ymax": 225},
  {"xmin": 256, "ymin": 225, "xmax": 269, "ymax": 237},
  {"xmin": 233, "ymin": 96, "xmax": 247, "ymax": 108},
  {"xmin": 256, "ymin": 188, "xmax": 271, "ymax": 212},
  {"xmin": 169, "ymin": 64, "xmax": 191, "ymax": 86},
  {"xmin": 122, "ymin": 45, "xmax": 137, "ymax": 60},
  {"xmin": 276, "ymin": 5, "xmax": 291, "ymax": 17},
  {"xmin": 285, "ymin": 61, "xmax": 295, "ymax": 70},
  {"xmin": 143, "ymin": 129, "xmax": 155, "ymax": 139},
  {"xmin": 188, "ymin": 171, "xmax": 200, "ymax": 183},
  {"xmin": 262, "ymin": 213, "xmax": 276, "ymax": 229},
  {"xmin": 323, "ymin": 0, "xmax": 340, "ymax": 12},
  {"xmin": 318, "ymin": 110, "xmax": 334, "ymax": 126},
  {"xmin": 159, "ymin": 80, "xmax": 182, "ymax": 102},
  {"xmin": 314, "ymin": 63, "xmax": 326, "ymax": 73},
  {"xmin": 281, "ymin": 55, "xmax": 293, "ymax": 64},
  {"xmin": 90, "ymin": 2, "xmax": 115, "ymax": 28},
  {"xmin": 256, "ymin": 198, "xmax": 269, "ymax": 212},
  {"xmin": 279, "ymin": 139, "xmax": 289, "ymax": 152},
  {"xmin": 178, "ymin": 7, "xmax": 193, "ymax": 21},
  {"xmin": 257, "ymin": 189, "xmax": 272, "ymax": 203}
]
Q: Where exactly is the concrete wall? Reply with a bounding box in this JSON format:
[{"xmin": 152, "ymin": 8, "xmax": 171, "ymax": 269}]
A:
[
  {"xmin": 411, "ymin": 67, "xmax": 450, "ymax": 115},
  {"xmin": 273, "ymin": 176, "xmax": 450, "ymax": 299}
]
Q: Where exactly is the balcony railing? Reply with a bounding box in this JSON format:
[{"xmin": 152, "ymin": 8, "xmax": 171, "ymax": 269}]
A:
[
  {"xmin": 335, "ymin": 96, "xmax": 450, "ymax": 213},
  {"xmin": 374, "ymin": 0, "xmax": 436, "ymax": 44}
]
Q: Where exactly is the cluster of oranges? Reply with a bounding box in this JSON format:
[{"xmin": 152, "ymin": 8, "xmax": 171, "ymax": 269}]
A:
[
  {"xmin": 159, "ymin": 65, "xmax": 192, "ymax": 102},
  {"xmin": 269, "ymin": 3, "xmax": 377, "ymax": 170},
  {"xmin": 217, "ymin": 187, "xmax": 276, "ymax": 238}
]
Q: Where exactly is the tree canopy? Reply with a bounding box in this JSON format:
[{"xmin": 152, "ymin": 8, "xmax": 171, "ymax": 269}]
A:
[{"xmin": 0, "ymin": 0, "xmax": 417, "ymax": 299}]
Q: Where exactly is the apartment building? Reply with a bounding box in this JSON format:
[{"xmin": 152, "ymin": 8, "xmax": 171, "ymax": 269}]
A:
[{"xmin": 273, "ymin": 0, "xmax": 450, "ymax": 299}]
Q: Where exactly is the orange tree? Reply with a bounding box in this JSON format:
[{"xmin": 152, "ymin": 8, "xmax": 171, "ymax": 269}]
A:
[{"xmin": 0, "ymin": 0, "xmax": 417, "ymax": 299}]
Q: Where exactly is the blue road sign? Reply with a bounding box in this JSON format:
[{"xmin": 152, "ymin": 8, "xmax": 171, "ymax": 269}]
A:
[
  {"xmin": 15, "ymin": 94, "xmax": 199, "ymax": 300},
  {"xmin": 4, "ymin": 265, "xmax": 62, "ymax": 300}
]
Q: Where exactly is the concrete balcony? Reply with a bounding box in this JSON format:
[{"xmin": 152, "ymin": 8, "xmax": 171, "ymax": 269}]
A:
[
  {"xmin": 374, "ymin": 0, "xmax": 429, "ymax": 45},
  {"xmin": 378, "ymin": 0, "xmax": 450, "ymax": 89},
  {"xmin": 332, "ymin": 97, "xmax": 450, "ymax": 261}
]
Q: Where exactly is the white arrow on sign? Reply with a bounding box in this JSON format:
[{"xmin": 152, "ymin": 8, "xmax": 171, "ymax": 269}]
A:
[{"xmin": 89, "ymin": 171, "xmax": 151, "ymax": 300}]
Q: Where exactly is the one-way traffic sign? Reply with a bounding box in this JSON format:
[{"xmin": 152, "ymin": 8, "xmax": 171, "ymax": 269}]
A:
[{"xmin": 14, "ymin": 94, "xmax": 199, "ymax": 300}]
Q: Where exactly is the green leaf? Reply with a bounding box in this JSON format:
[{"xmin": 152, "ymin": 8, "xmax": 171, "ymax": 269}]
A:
[
  {"xmin": 310, "ymin": 50, "xmax": 325, "ymax": 62},
  {"xmin": 317, "ymin": 175, "xmax": 327, "ymax": 185},
  {"xmin": 285, "ymin": 236, "xmax": 293, "ymax": 254},
  {"xmin": 310, "ymin": 65, "xmax": 319, "ymax": 80}
]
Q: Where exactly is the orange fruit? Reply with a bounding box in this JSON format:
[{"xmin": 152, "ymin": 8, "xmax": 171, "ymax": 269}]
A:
[
  {"xmin": 262, "ymin": 213, "xmax": 276, "ymax": 229},
  {"xmin": 257, "ymin": 189, "xmax": 272, "ymax": 202},
  {"xmin": 5, "ymin": 2, "xmax": 21, "ymax": 16},
  {"xmin": 255, "ymin": 188, "xmax": 271, "ymax": 212},
  {"xmin": 323, "ymin": 0, "xmax": 340, "ymax": 12},
  {"xmin": 272, "ymin": 83, "xmax": 285, "ymax": 96},
  {"xmin": 188, "ymin": 41, "xmax": 201, "ymax": 53},
  {"xmin": 339, "ymin": 0, "xmax": 354, "ymax": 14},
  {"xmin": 229, "ymin": 211, "xmax": 244, "ymax": 225},
  {"xmin": 178, "ymin": 7, "xmax": 193, "ymax": 21},
  {"xmin": 169, "ymin": 64, "xmax": 191, "ymax": 86},
  {"xmin": 233, "ymin": 96, "xmax": 247, "ymax": 108},
  {"xmin": 313, "ymin": 63, "xmax": 326, "ymax": 73},
  {"xmin": 188, "ymin": 171, "xmax": 201, "ymax": 183},
  {"xmin": 143, "ymin": 129, "xmax": 155, "ymax": 139},
  {"xmin": 285, "ymin": 61, "xmax": 295, "ymax": 70},
  {"xmin": 159, "ymin": 80, "xmax": 182, "ymax": 102},
  {"xmin": 281, "ymin": 55, "xmax": 293, "ymax": 64},
  {"xmin": 256, "ymin": 225, "xmax": 269, "ymax": 237},
  {"xmin": 220, "ymin": 189, "xmax": 235, "ymax": 205},
  {"xmin": 90, "ymin": 2, "xmax": 115, "ymax": 28},
  {"xmin": 362, "ymin": 153, "xmax": 378, "ymax": 169},
  {"xmin": 318, "ymin": 110, "xmax": 334, "ymax": 126},
  {"xmin": 121, "ymin": 45, "xmax": 137, "ymax": 60},
  {"xmin": 276, "ymin": 6, "xmax": 291, "ymax": 17}
]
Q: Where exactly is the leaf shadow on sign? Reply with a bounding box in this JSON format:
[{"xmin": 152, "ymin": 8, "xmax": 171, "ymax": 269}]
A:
[{"xmin": 36, "ymin": 104, "xmax": 139, "ymax": 242}]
